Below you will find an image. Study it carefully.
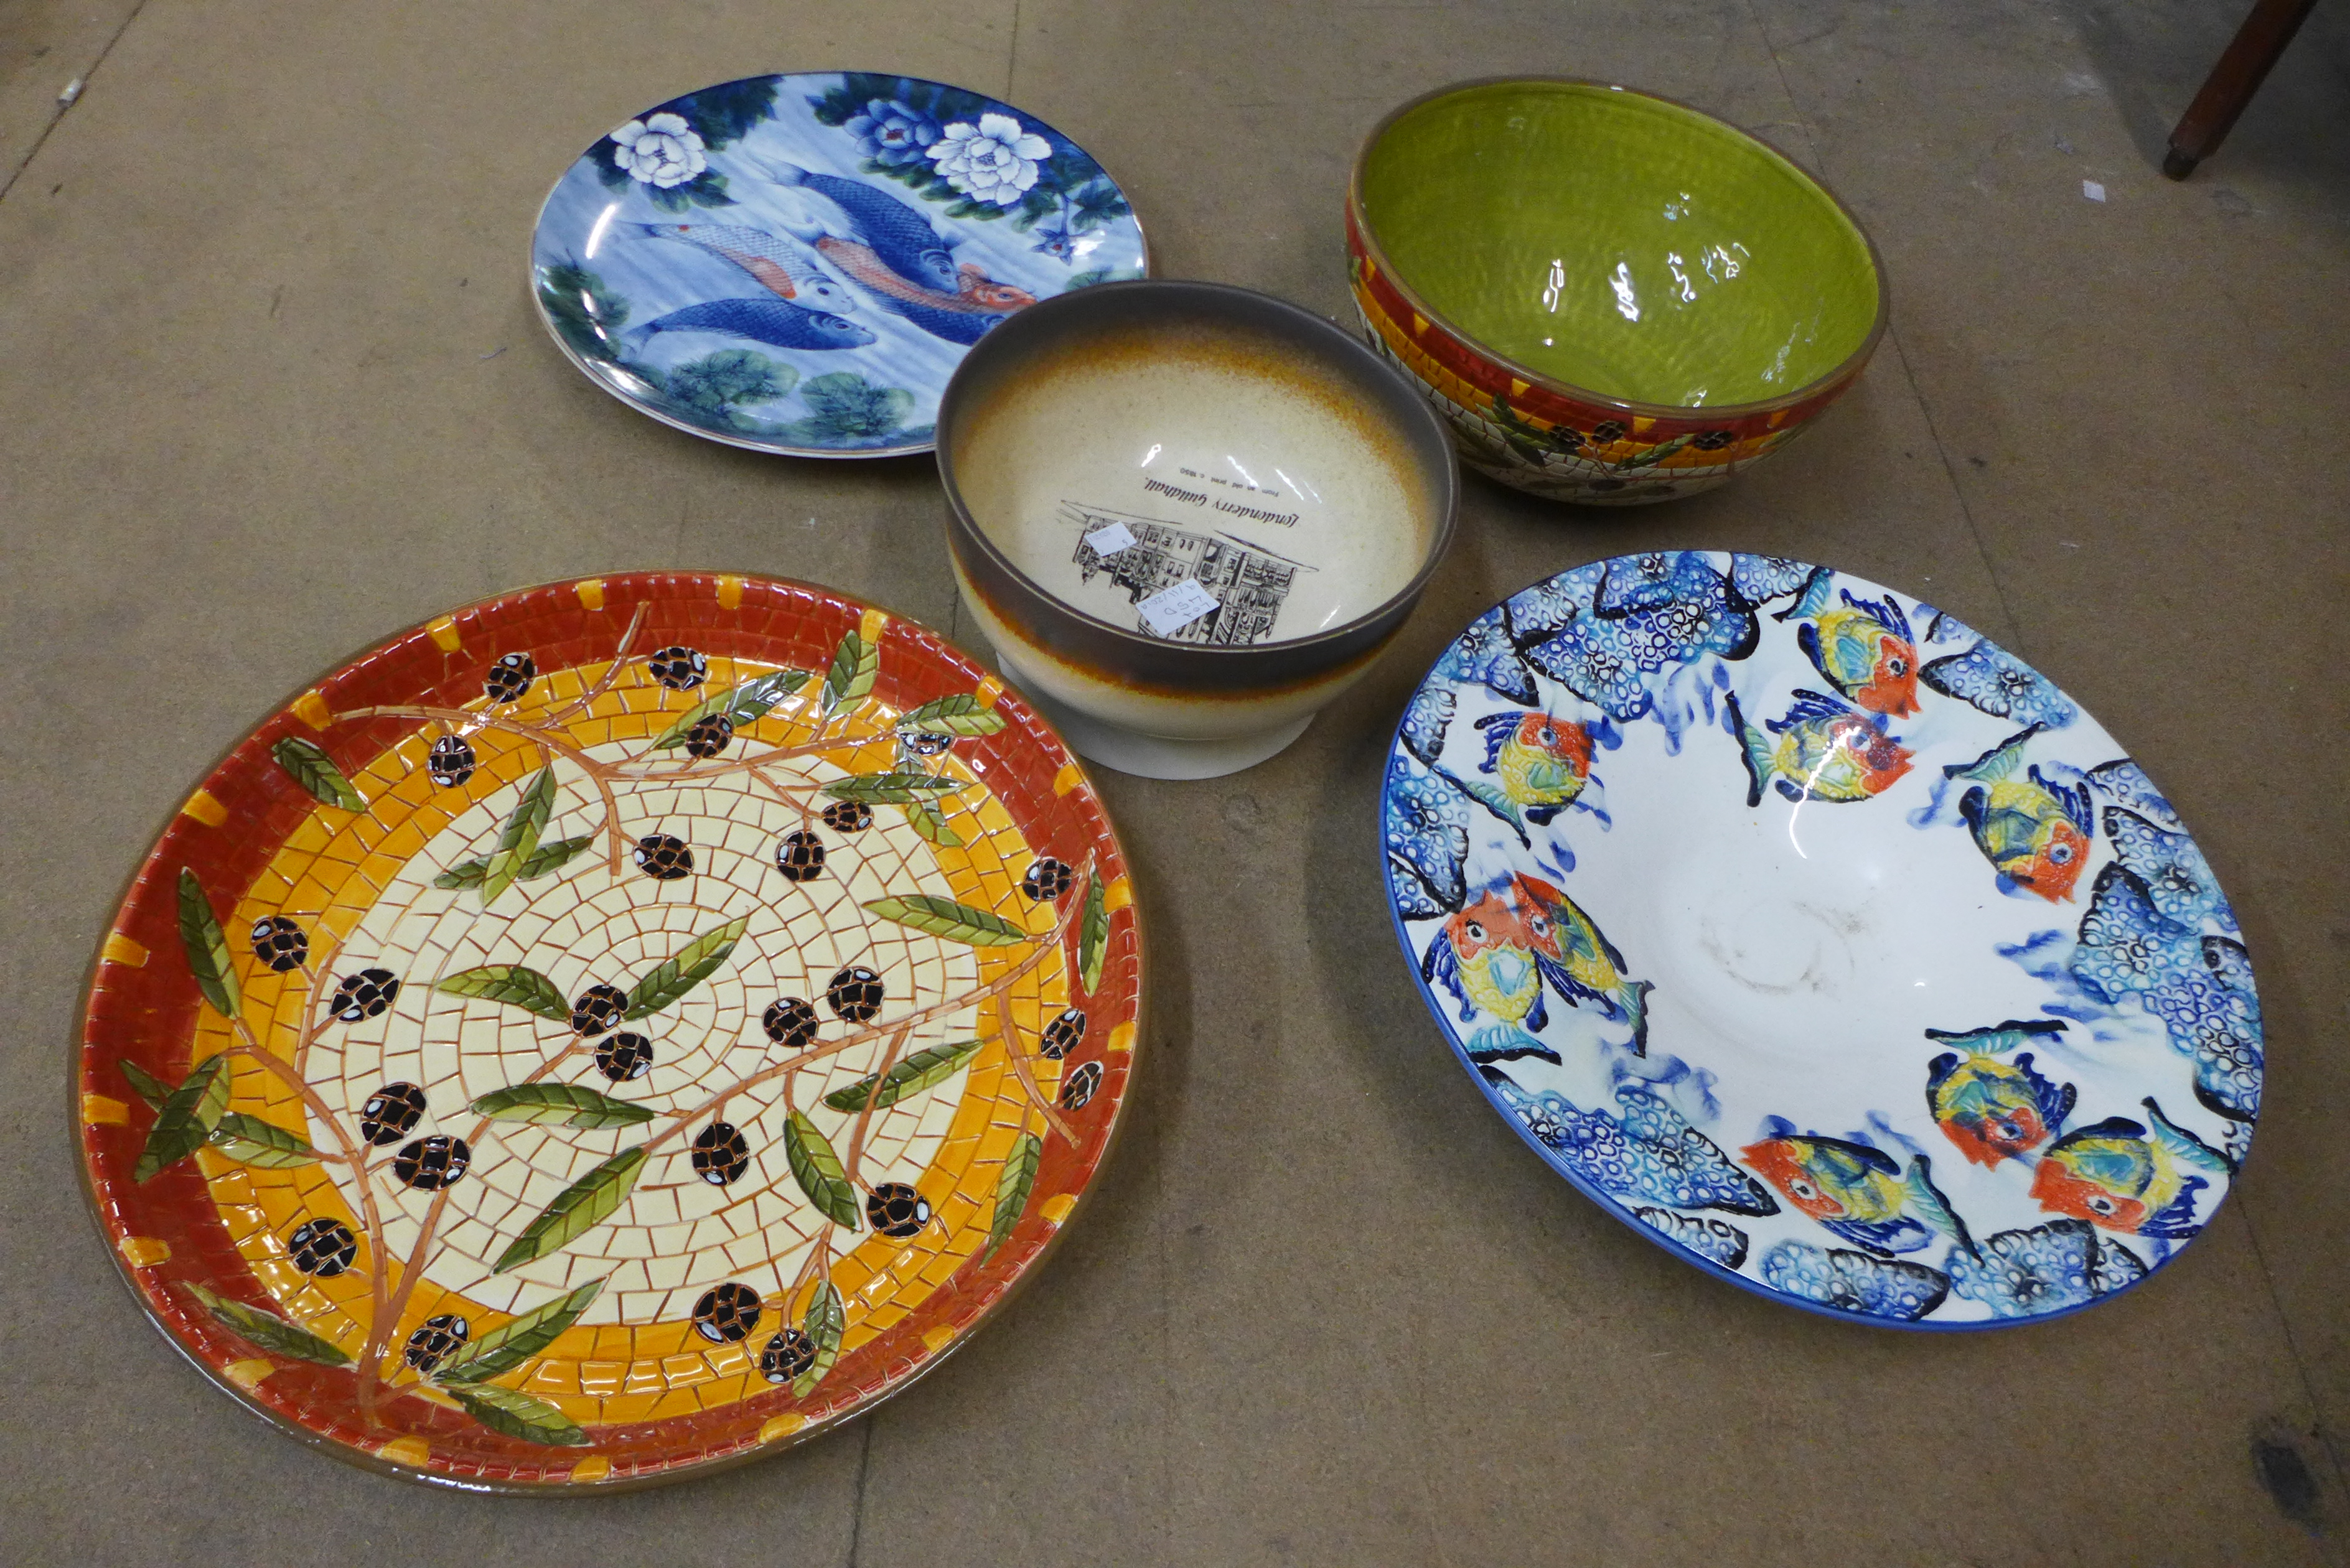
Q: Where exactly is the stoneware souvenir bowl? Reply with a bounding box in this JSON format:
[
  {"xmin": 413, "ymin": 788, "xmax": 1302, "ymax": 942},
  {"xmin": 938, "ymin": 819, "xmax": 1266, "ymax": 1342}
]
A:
[
  {"xmin": 1348, "ymin": 79, "xmax": 1887, "ymax": 505},
  {"xmin": 1383, "ymin": 551, "xmax": 2261, "ymax": 1328},
  {"xmin": 937, "ymin": 279, "xmax": 1459, "ymax": 780}
]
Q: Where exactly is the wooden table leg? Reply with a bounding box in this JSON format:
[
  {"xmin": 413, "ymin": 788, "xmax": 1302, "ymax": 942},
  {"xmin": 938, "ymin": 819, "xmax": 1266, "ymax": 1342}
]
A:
[{"xmin": 2163, "ymin": 0, "xmax": 2323, "ymax": 177}]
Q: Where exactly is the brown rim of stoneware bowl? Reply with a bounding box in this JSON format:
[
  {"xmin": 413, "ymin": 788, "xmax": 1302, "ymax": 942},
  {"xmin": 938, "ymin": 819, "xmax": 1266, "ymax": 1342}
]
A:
[
  {"xmin": 935, "ymin": 279, "xmax": 1461, "ymax": 693},
  {"xmin": 1347, "ymin": 77, "xmax": 1893, "ymax": 424}
]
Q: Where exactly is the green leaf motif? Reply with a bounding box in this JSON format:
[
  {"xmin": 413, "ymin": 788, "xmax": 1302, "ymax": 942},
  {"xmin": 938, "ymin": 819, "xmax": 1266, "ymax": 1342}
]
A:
[
  {"xmin": 439, "ymin": 1381, "xmax": 590, "ymax": 1447},
  {"xmin": 208, "ymin": 1111, "xmax": 322, "ymax": 1167},
  {"xmin": 119, "ymin": 1058, "xmax": 170, "ymax": 1111},
  {"xmin": 1615, "ymin": 432, "xmax": 1694, "ymax": 472},
  {"xmin": 906, "ymin": 800, "xmax": 962, "ymax": 847},
  {"xmin": 822, "ymin": 772, "xmax": 965, "ymax": 805},
  {"xmin": 784, "ymin": 1112, "xmax": 859, "ymax": 1229},
  {"xmin": 433, "ymin": 835, "xmax": 594, "ymax": 890},
  {"xmin": 793, "ymin": 1281, "xmax": 845, "ymax": 1398},
  {"xmin": 821, "ymin": 630, "xmax": 877, "ymax": 714},
  {"xmin": 494, "ymin": 1148, "xmax": 647, "ymax": 1273},
  {"xmin": 136, "ymin": 1053, "xmax": 232, "ymax": 1183},
  {"xmin": 863, "ymin": 895, "xmax": 1031, "ymax": 947},
  {"xmin": 622, "ymin": 915, "xmax": 749, "ymax": 1020},
  {"xmin": 985, "ymin": 1133, "xmax": 1043, "ymax": 1263},
  {"xmin": 649, "ymin": 667, "xmax": 812, "ymax": 750},
  {"xmin": 899, "ymin": 694, "xmax": 1008, "ymax": 737},
  {"xmin": 176, "ymin": 867, "xmax": 243, "ymax": 1020},
  {"xmin": 185, "ymin": 1282, "xmax": 354, "ymax": 1367},
  {"xmin": 436, "ymin": 964, "xmax": 571, "ymax": 1022},
  {"xmin": 432, "ymin": 1277, "xmax": 606, "ymax": 1382},
  {"xmin": 469, "ymin": 1083, "xmax": 654, "ymax": 1129},
  {"xmin": 480, "ymin": 765, "xmax": 558, "ymax": 905},
  {"xmin": 1079, "ymin": 873, "xmax": 1108, "ymax": 996},
  {"xmin": 823, "ymin": 1038, "xmax": 983, "ymax": 1113},
  {"xmin": 272, "ymin": 735, "xmax": 366, "ymax": 813}
]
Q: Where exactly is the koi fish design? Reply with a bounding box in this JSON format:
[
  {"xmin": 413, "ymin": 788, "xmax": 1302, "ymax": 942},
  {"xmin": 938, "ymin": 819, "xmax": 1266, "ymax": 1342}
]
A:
[
  {"xmin": 632, "ymin": 222, "xmax": 858, "ymax": 312},
  {"xmin": 627, "ymin": 296, "xmax": 875, "ymax": 352}
]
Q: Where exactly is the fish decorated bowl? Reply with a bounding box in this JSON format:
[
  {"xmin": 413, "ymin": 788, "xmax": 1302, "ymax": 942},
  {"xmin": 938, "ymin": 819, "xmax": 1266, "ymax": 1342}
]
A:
[
  {"xmin": 530, "ymin": 73, "xmax": 1148, "ymax": 457},
  {"xmin": 1348, "ymin": 80, "xmax": 1886, "ymax": 505},
  {"xmin": 75, "ymin": 573, "xmax": 1142, "ymax": 1488},
  {"xmin": 1382, "ymin": 552, "xmax": 2260, "ymax": 1328}
]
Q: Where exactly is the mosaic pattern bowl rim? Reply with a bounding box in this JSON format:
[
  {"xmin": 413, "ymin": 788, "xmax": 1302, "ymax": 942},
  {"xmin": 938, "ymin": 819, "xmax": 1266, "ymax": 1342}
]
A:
[
  {"xmin": 1348, "ymin": 77, "xmax": 1893, "ymax": 422},
  {"xmin": 72, "ymin": 571, "xmax": 1146, "ymax": 1491}
]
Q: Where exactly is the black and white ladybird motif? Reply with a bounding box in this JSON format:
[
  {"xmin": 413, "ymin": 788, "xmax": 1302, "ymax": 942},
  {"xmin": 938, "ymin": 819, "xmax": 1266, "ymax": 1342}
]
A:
[
  {"xmin": 484, "ymin": 652, "xmax": 536, "ymax": 703},
  {"xmin": 826, "ymin": 966, "xmax": 884, "ymax": 1024},
  {"xmin": 683, "ymin": 714, "xmax": 734, "ymax": 758},
  {"xmin": 647, "ymin": 645, "xmax": 708, "ymax": 691},
  {"xmin": 1060, "ymin": 1060, "xmax": 1104, "ymax": 1111},
  {"xmin": 634, "ymin": 834, "xmax": 694, "ymax": 880},
  {"xmin": 1040, "ymin": 1008, "xmax": 1087, "ymax": 1060},
  {"xmin": 359, "ymin": 1081, "xmax": 427, "ymax": 1146},
  {"xmin": 250, "ymin": 915, "xmax": 309, "ymax": 973},
  {"xmin": 394, "ymin": 1136, "xmax": 471, "ymax": 1191},
  {"xmin": 692, "ymin": 1283, "xmax": 762, "ymax": 1344},
  {"xmin": 595, "ymin": 1032, "xmax": 655, "ymax": 1081},
  {"xmin": 690, "ymin": 1121, "xmax": 751, "ymax": 1185},
  {"xmin": 763, "ymin": 997, "xmax": 820, "ymax": 1048},
  {"xmin": 760, "ymin": 1328, "xmax": 817, "ymax": 1384},
  {"xmin": 570, "ymin": 983, "xmax": 629, "ymax": 1036},
  {"xmin": 775, "ymin": 829, "xmax": 827, "ymax": 882},
  {"xmin": 426, "ymin": 734, "xmax": 477, "ymax": 787},
  {"xmin": 329, "ymin": 968, "xmax": 401, "ymax": 1022},
  {"xmin": 866, "ymin": 1182, "xmax": 932, "ymax": 1238},
  {"xmin": 288, "ymin": 1217, "xmax": 358, "ymax": 1276},
  {"xmin": 403, "ymin": 1314, "xmax": 469, "ymax": 1373},
  {"xmin": 1021, "ymin": 858, "xmax": 1075, "ymax": 902},
  {"xmin": 820, "ymin": 800, "xmax": 873, "ymax": 833}
]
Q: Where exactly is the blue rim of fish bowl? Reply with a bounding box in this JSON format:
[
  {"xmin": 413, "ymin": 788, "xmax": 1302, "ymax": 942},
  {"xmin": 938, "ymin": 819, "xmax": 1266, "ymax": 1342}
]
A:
[
  {"xmin": 528, "ymin": 72, "xmax": 1151, "ymax": 459},
  {"xmin": 1378, "ymin": 552, "xmax": 2262, "ymax": 1331}
]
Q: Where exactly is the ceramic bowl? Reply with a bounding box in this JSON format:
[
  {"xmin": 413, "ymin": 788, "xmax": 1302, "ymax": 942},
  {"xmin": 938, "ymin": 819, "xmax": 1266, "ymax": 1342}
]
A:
[
  {"xmin": 1347, "ymin": 79, "xmax": 1888, "ymax": 505},
  {"xmin": 937, "ymin": 279, "xmax": 1459, "ymax": 780}
]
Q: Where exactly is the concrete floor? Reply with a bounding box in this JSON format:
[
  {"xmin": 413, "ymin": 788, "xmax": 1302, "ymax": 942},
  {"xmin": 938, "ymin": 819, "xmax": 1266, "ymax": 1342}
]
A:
[{"xmin": 4, "ymin": 1, "xmax": 2347, "ymax": 1562}]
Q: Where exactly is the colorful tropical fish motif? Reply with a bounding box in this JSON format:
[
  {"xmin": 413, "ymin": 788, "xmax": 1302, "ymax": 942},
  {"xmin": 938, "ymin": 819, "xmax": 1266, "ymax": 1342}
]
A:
[
  {"xmin": 1725, "ymin": 688, "xmax": 1914, "ymax": 806},
  {"xmin": 1774, "ymin": 568, "xmax": 1921, "ymax": 717},
  {"xmin": 1444, "ymin": 711, "xmax": 1619, "ymax": 845},
  {"xmin": 1923, "ymin": 1020, "xmax": 2076, "ymax": 1167},
  {"xmin": 1500, "ymin": 1081, "xmax": 1779, "ymax": 1216},
  {"xmin": 1944, "ymin": 726, "xmax": 2094, "ymax": 901},
  {"xmin": 632, "ymin": 222, "xmax": 858, "ymax": 312},
  {"xmin": 1421, "ymin": 872, "xmax": 1650, "ymax": 1063},
  {"xmin": 1739, "ymin": 1131, "xmax": 1970, "ymax": 1257},
  {"xmin": 1759, "ymin": 1241, "xmax": 1950, "ymax": 1321},
  {"xmin": 2028, "ymin": 1098, "xmax": 2233, "ymax": 1237},
  {"xmin": 627, "ymin": 296, "xmax": 876, "ymax": 352},
  {"xmin": 1945, "ymin": 1219, "xmax": 2146, "ymax": 1318}
]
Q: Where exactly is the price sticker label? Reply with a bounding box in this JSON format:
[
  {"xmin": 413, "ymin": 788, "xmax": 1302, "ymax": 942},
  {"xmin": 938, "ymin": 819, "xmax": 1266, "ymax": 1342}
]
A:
[
  {"xmin": 1136, "ymin": 578, "xmax": 1220, "ymax": 637},
  {"xmin": 1082, "ymin": 522, "xmax": 1137, "ymax": 557}
]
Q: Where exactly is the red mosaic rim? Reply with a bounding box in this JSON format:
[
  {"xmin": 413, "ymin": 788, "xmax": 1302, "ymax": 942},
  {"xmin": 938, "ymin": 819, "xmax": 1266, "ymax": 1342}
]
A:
[{"xmin": 74, "ymin": 572, "xmax": 1143, "ymax": 1491}]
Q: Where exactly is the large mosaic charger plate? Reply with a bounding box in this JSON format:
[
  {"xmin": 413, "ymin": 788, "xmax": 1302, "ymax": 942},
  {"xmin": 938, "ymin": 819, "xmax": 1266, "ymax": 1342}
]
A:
[
  {"xmin": 78, "ymin": 574, "xmax": 1140, "ymax": 1488},
  {"xmin": 531, "ymin": 72, "xmax": 1148, "ymax": 457},
  {"xmin": 1382, "ymin": 551, "xmax": 2260, "ymax": 1328}
]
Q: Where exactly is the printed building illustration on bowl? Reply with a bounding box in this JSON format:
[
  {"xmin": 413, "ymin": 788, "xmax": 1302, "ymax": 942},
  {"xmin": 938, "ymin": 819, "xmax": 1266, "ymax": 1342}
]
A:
[{"xmin": 1063, "ymin": 504, "xmax": 1302, "ymax": 645}]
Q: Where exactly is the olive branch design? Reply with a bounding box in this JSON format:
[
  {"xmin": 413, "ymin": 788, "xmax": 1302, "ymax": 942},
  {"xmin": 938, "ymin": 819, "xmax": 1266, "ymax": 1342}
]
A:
[{"xmin": 123, "ymin": 610, "xmax": 1115, "ymax": 1450}]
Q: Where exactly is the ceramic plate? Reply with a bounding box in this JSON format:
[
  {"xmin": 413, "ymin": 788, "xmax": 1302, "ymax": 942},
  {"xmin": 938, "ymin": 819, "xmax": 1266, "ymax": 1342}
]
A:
[
  {"xmin": 1382, "ymin": 552, "xmax": 2260, "ymax": 1328},
  {"xmin": 77, "ymin": 574, "xmax": 1141, "ymax": 1489},
  {"xmin": 530, "ymin": 73, "xmax": 1148, "ymax": 457}
]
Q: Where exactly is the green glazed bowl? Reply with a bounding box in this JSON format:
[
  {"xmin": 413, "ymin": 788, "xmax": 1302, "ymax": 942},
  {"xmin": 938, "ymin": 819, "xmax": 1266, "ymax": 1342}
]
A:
[{"xmin": 1347, "ymin": 79, "xmax": 1887, "ymax": 504}]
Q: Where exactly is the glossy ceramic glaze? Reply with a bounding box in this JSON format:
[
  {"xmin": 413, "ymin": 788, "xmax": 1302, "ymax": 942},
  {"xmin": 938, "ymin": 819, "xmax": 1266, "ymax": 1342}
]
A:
[
  {"xmin": 1383, "ymin": 553, "xmax": 2260, "ymax": 1327},
  {"xmin": 530, "ymin": 74, "xmax": 1147, "ymax": 457},
  {"xmin": 1349, "ymin": 80, "xmax": 1887, "ymax": 504},
  {"xmin": 939, "ymin": 280, "xmax": 1458, "ymax": 778},
  {"xmin": 76, "ymin": 574, "xmax": 1142, "ymax": 1489}
]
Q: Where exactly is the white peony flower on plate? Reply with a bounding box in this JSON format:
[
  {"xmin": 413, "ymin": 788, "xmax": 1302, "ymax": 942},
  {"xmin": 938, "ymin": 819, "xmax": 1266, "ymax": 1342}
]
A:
[
  {"xmin": 927, "ymin": 112, "xmax": 1051, "ymax": 207},
  {"xmin": 610, "ymin": 112, "xmax": 708, "ymax": 189}
]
